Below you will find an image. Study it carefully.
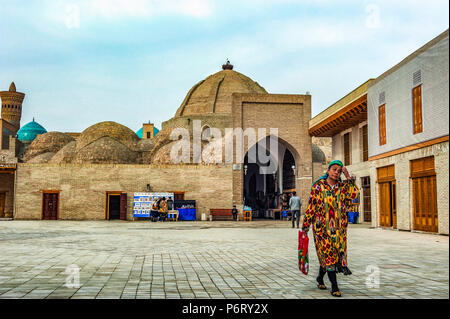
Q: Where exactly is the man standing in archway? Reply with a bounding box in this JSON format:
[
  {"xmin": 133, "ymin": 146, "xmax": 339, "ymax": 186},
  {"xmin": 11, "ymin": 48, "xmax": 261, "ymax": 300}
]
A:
[{"xmin": 289, "ymin": 191, "xmax": 302, "ymax": 228}]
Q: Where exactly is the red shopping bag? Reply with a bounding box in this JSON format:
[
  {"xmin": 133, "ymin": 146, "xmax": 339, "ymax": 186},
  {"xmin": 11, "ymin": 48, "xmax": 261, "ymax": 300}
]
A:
[{"xmin": 298, "ymin": 230, "xmax": 309, "ymax": 275}]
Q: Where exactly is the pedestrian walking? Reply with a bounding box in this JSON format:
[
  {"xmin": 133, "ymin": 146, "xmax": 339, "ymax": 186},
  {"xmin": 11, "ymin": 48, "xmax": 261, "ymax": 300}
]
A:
[
  {"xmin": 232, "ymin": 205, "xmax": 238, "ymax": 221},
  {"xmin": 301, "ymin": 160, "xmax": 359, "ymax": 297},
  {"xmin": 289, "ymin": 191, "xmax": 302, "ymax": 228}
]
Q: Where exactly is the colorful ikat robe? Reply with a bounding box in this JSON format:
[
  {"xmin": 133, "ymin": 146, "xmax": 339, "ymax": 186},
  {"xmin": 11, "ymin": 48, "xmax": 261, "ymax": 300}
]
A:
[{"xmin": 302, "ymin": 178, "xmax": 359, "ymax": 272}]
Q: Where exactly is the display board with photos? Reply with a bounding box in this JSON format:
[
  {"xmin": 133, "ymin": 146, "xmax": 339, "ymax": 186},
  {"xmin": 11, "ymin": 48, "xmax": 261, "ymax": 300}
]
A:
[{"xmin": 133, "ymin": 192, "xmax": 174, "ymax": 217}]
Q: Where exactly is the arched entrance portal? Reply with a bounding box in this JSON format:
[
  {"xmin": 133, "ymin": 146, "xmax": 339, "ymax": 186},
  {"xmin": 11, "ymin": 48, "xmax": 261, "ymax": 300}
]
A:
[{"xmin": 243, "ymin": 136, "xmax": 298, "ymax": 219}]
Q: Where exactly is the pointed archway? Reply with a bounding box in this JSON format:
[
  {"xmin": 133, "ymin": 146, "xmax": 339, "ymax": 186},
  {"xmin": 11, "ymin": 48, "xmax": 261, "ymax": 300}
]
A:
[{"xmin": 242, "ymin": 135, "xmax": 299, "ymax": 219}]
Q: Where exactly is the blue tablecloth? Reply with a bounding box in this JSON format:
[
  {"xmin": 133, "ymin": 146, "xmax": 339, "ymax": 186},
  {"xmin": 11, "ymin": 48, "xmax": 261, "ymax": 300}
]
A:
[{"xmin": 177, "ymin": 208, "xmax": 196, "ymax": 221}]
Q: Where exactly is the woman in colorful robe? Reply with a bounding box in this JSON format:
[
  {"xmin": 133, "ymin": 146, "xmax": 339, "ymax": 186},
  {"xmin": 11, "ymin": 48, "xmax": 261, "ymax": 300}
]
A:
[{"xmin": 301, "ymin": 160, "xmax": 359, "ymax": 297}]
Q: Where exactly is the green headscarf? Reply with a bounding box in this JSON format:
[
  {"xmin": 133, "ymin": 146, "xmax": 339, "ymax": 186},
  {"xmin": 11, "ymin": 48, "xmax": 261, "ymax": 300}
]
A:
[
  {"xmin": 328, "ymin": 160, "xmax": 344, "ymax": 168},
  {"xmin": 312, "ymin": 160, "xmax": 344, "ymax": 186}
]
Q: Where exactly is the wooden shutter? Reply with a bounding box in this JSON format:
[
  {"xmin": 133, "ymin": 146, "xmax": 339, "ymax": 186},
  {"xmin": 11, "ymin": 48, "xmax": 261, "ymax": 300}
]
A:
[
  {"xmin": 379, "ymin": 104, "xmax": 386, "ymax": 145},
  {"xmin": 377, "ymin": 164, "xmax": 395, "ymax": 183},
  {"xmin": 362, "ymin": 125, "xmax": 368, "ymax": 162},
  {"xmin": 120, "ymin": 193, "xmax": 127, "ymax": 220},
  {"xmin": 344, "ymin": 132, "xmax": 350, "ymax": 165},
  {"xmin": 412, "ymin": 85, "xmax": 423, "ymax": 134}
]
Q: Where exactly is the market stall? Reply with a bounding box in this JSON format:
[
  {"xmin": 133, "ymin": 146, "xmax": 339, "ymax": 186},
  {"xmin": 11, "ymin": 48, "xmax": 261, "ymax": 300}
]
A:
[{"xmin": 133, "ymin": 192, "xmax": 174, "ymax": 218}]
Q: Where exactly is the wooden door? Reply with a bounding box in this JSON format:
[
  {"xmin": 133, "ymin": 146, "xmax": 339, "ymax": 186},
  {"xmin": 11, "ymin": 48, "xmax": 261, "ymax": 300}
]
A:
[
  {"xmin": 391, "ymin": 181, "xmax": 397, "ymax": 228},
  {"xmin": 411, "ymin": 157, "xmax": 438, "ymax": 232},
  {"xmin": 0, "ymin": 193, "xmax": 5, "ymax": 218},
  {"xmin": 43, "ymin": 193, "xmax": 58, "ymax": 220},
  {"xmin": 379, "ymin": 182, "xmax": 392, "ymax": 227},
  {"xmin": 120, "ymin": 193, "xmax": 127, "ymax": 220},
  {"xmin": 377, "ymin": 165, "xmax": 395, "ymax": 228}
]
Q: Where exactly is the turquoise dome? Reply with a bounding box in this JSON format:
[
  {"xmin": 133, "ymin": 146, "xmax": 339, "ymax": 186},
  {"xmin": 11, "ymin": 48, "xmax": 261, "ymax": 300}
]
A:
[
  {"xmin": 136, "ymin": 126, "xmax": 159, "ymax": 139},
  {"xmin": 17, "ymin": 120, "xmax": 47, "ymax": 142}
]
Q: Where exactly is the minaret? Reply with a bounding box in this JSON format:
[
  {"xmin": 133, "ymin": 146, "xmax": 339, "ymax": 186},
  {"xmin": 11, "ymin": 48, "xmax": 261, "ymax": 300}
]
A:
[{"xmin": 0, "ymin": 82, "xmax": 25, "ymax": 130}]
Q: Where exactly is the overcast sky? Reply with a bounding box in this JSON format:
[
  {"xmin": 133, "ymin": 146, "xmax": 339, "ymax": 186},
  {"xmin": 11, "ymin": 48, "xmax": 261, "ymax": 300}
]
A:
[{"xmin": 0, "ymin": 0, "xmax": 448, "ymax": 133}]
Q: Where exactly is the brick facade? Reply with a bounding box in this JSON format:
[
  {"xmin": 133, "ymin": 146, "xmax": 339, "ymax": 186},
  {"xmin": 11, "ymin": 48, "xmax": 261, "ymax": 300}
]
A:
[{"xmin": 14, "ymin": 163, "xmax": 233, "ymax": 220}]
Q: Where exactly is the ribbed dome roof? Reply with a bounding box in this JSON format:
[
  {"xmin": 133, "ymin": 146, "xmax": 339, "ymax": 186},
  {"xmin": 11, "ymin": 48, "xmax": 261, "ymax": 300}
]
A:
[
  {"xmin": 17, "ymin": 120, "xmax": 47, "ymax": 142},
  {"xmin": 175, "ymin": 69, "xmax": 267, "ymax": 117},
  {"xmin": 23, "ymin": 131, "xmax": 75, "ymax": 162},
  {"xmin": 76, "ymin": 121, "xmax": 140, "ymax": 152},
  {"xmin": 49, "ymin": 141, "xmax": 77, "ymax": 164},
  {"xmin": 74, "ymin": 137, "xmax": 138, "ymax": 164}
]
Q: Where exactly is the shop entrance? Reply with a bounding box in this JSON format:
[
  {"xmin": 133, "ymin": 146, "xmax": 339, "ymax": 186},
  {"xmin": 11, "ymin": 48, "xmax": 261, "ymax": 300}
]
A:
[
  {"xmin": 243, "ymin": 136, "xmax": 298, "ymax": 219},
  {"xmin": 106, "ymin": 192, "xmax": 127, "ymax": 220},
  {"xmin": 377, "ymin": 165, "xmax": 396, "ymax": 228},
  {"xmin": 411, "ymin": 156, "xmax": 438, "ymax": 233}
]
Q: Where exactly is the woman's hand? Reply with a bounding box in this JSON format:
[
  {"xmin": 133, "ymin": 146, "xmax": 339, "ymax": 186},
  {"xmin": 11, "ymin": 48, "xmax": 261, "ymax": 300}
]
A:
[{"xmin": 342, "ymin": 166, "xmax": 351, "ymax": 179}]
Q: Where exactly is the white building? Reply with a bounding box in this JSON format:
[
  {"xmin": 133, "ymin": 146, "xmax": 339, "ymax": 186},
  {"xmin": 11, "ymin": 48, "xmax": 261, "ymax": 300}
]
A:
[
  {"xmin": 367, "ymin": 30, "xmax": 449, "ymax": 234},
  {"xmin": 310, "ymin": 29, "xmax": 449, "ymax": 235}
]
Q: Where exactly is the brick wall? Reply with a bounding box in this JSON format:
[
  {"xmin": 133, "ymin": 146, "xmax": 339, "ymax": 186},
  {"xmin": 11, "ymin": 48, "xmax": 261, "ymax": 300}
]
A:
[
  {"xmin": 0, "ymin": 172, "xmax": 14, "ymax": 217},
  {"xmin": 232, "ymin": 93, "xmax": 312, "ymax": 209},
  {"xmin": 14, "ymin": 163, "xmax": 233, "ymax": 220}
]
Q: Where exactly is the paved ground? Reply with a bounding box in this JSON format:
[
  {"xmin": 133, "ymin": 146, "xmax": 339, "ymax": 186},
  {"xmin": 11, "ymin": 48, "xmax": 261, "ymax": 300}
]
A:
[{"xmin": 0, "ymin": 220, "xmax": 448, "ymax": 299}]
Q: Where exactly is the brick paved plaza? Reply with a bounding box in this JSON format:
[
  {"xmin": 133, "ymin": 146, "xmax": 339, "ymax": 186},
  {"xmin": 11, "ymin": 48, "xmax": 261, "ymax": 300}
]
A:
[{"xmin": 0, "ymin": 220, "xmax": 448, "ymax": 299}]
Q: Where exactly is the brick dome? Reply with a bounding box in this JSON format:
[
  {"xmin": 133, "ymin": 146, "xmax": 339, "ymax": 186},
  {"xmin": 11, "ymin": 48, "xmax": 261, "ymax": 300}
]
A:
[
  {"xmin": 76, "ymin": 121, "xmax": 140, "ymax": 152},
  {"xmin": 74, "ymin": 137, "xmax": 139, "ymax": 164},
  {"xmin": 27, "ymin": 152, "xmax": 56, "ymax": 164},
  {"xmin": 175, "ymin": 69, "xmax": 267, "ymax": 117},
  {"xmin": 49, "ymin": 141, "xmax": 77, "ymax": 164},
  {"xmin": 23, "ymin": 131, "xmax": 75, "ymax": 162}
]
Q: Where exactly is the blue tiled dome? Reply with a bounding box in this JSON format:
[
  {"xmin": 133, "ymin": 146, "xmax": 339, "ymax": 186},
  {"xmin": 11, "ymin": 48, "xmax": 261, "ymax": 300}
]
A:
[
  {"xmin": 136, "ymin": 126, "xmax": 159, "ymax": 139},
  {"xmin": 17, "ymin": 120, "xmax": 47, "ymax": 142}
]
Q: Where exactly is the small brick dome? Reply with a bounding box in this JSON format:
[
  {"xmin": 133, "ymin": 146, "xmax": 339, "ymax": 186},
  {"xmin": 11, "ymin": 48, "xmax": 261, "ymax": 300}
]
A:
[
  {"xmin": 49, "ymin": 141, "xmax": 77, "ymax": 164},
  {"xmin": 76, "ymin": 121, "xmax": 140, "ymax": 152},
  {"xmin": 74, "ymin": 137, "xmax": 138, "ymax": 164},
  {"xmin": 23, "ymin": 131, "xmax": 75, "ymax": 162}
]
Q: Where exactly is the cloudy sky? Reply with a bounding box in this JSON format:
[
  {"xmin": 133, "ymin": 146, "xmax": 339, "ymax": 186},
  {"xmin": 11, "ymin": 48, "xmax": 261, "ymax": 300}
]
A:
[{"xmin": 0, "ymin": 0, "xmax": 448, "ymax": 133}]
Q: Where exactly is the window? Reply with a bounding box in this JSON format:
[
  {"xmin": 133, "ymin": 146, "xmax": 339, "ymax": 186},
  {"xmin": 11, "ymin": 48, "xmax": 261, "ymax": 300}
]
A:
[
  {"xmin": 362, "ymin": 125, "xmax": 368, "ymax": 162},
  {"xmin": 344, "ymin": 132, "xmax": 351, "ymax": 166},
  {"xmin": 412, "ymin": 85, "xmax": 423, "ymax": 134},
  {"xmin": 379, "ymin": 104, "xmax": 386, "ymax": 145}
]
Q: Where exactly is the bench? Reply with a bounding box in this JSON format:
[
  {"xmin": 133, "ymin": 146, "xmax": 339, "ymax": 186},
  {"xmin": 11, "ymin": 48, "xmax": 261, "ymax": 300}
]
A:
[{"xmin": 210, "ymin": 209, "xmax": 234, "ymax": 221}]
